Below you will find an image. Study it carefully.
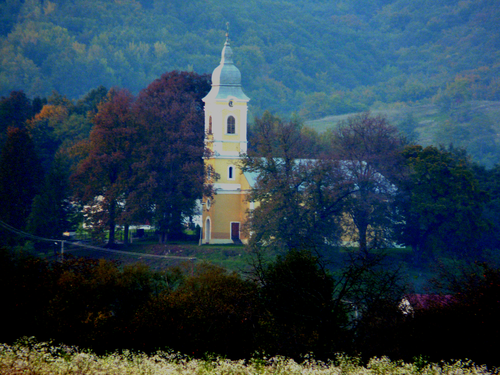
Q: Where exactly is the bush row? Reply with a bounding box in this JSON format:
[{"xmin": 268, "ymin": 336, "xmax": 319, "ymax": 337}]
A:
[{"xmin": 1, "ymin": 247, "xmax": 499, "ymax": 367}]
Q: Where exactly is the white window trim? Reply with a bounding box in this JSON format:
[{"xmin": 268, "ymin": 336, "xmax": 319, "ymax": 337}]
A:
[{"xmin": 227, "ymin": 165, "xmax": 235, "ymax": 180}]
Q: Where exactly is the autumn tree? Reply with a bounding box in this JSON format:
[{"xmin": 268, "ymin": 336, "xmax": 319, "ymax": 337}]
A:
[
  {"xmin": 74, "ymin": 86, "xmax": 108, "ymax": 117},
  {"xmin": 327, "ymin": 112, "xmax": 406, "ymax": 252},
  {"xmin": 71, "ymin": 88, "xmax": 137, "ymax": 246},
  {"xmin": 27, "ymin": 103, "xmax": 65, "ymax": 171},
  {"xmin": 133, "ymin": 71, "xmax": 211, "ymax": 242},
  {"xmin": 243, "ymin": 111, "xmax": 353, "ymax": 252}
]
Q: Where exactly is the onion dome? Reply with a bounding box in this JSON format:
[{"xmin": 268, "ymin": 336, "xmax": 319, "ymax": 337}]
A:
[{"xmin": 203, "ymin": 34, "xmax": 250, "ymax": 102}]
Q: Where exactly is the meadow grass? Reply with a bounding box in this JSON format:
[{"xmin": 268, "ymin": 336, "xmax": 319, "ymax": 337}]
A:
[{"xmin": 0, "ymin": 339, "xmax": 496, "ymax": 375}]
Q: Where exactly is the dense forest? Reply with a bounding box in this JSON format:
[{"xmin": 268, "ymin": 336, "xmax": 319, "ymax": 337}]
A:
[
  {"xmin": 1, "ymin": 0, "xmax": 499, "ymax": 114},
  {"xmin": 1, "ymin": 0, "xmax": 500, "ymax": 166}
]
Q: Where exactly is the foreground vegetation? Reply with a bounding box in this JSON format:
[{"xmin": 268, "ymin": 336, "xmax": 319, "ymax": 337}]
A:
[
  {"xmin": 0, "ymin": 339, "xmax": 496, "ymax": 375},
  {"xmin": 2, "ymin": 246, "xmax": 500, "ymax": 367}
]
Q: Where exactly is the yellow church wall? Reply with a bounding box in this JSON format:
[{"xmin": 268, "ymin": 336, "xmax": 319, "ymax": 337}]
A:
[
  {"xmin": 202, "ymin": 161, "xmax": 253, "ymax": 244},
  {"xmin": 203, "ymin": 192, "xmax": 249, "ymax": 243},
  {"xmin": 212, "ymin": 158, "xmax": 244, "ymax": 184},
  {"xmin": 212, "ymin": 194, "xmax": 242, "ymax": 232},
  {"xmin": 222, "ymin": 142, "xmax": 240, "ymax": 153}
]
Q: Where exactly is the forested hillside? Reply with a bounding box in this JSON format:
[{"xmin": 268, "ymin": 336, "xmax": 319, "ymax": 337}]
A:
[{"xmin": 1, "ymin": 0, "xmax": 499, "ymax": 118}]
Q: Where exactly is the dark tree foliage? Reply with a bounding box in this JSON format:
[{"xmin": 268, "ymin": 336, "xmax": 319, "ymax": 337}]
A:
[
  {"xmin": 394, "ymin": 145, "xmax": 488, "ymax": 261},
  {"xmin": 336, "ymin": 250, "xmax": 408, "ymax": 360},
  {"xmin": 472, "ymin": 163, "xmax": 500, "ymax": 251},
  {"xmin": 0, "ymin": 249, "xmax": 176, "ymax": 353},
  {"xmin": 327, "ymin": 112, "xmax": 406, "ymax": 252},
  {"xmin": 26, "ymin": 153, "xmax": 74, "ymax": 249},
  {"xmin": 243, "ymin": 111, "xmax": 352, "ymax": 252},
  {"xmin": 71, "ymin": 88, "xmax": 137, "ymax": 245},
  {"xmin": 133, "ymin": 71, "xmax": 211, "ymax": 242},
  {"xmin": 0, "ymin": 91, "xmax": 39, "ymax": 149},
  {"xmin": 253, "ymin": 250, "xmax": 348, "ymax": 358},
  {"xmin": 27, "ymin": 110, "xmax": 62, "ymax": 173},
  {"xmin": 135, "ymin": 263, "xmax": 259, "ymax": 357},
  {"xmin": 74, "ymin": 85, "xmax": 108, "ymax": 117},
  {"xmin": 0, "ymin": 249, "xmax": 259, "ymax": 357},
  {"xmin": 0, "ymin": 127, "xmax": 43, "ymax": 239},
  {"xmin": 393, "ymin": 262, "xmax": 500, "ymax": 368},
  {"xmin": 0, "ymin": 90, "xmax": 33, "ymax": 131},
  {"xmin": 0, "ymin": 248, "xmax": 53, "ymax": 343}
]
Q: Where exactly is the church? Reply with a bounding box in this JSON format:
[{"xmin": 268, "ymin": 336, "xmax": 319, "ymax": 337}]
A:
[
  {"xmin": 200, "ymin": 34, "xmax": 255, "ymax": 244},
  {"xmin": 199, "ymin": 34, "xmax": 385, "ymax": 248}
]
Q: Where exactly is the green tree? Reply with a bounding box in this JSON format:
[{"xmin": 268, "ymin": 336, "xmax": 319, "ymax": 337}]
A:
[
  {"xmin": 74, "ymin": 86, "xmax": 108, "ymax": 117},
  {"xmin": 0, "ymin": 127, "xmax": 43, "ymax": 240},
  {"xmin": 0, "ymin": 91, "xmax": 36, "ymax": 147},
  {"xmin": 254, "ymin": 249, "xmax": 346, "ymax": 358},
  {"xmin": 472, "ymin": 163, "xmax": 500, "ymax": 250},
  {"xmin": 394, "ymin": 145, "xmax": 488, "ymax": 261},
  {"xmin": 397, "ymin": 112, "xmax": 419, "ymax": 142},
  {"xmin": 26, "ymin": 153, "xmax": 73, "ymax": 250},
  {"xmin": 133, "ymin": 71, "xmax": 211, "ymax": 242},
  {"xmin": 71, "ymin": 88, "xmax": 137, "ymax": 246}
]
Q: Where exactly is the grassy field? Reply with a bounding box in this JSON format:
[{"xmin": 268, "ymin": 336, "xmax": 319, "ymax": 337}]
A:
[
  {"xmin": 0, "ymin": 339, "xmax": 495, "ymax": 375},
  {"xmin": 61, "ymin": 238, "xmax": 254, "ymax": 273},
  {"xmin": 56, "ymin": 238, "xmax": 443, "ymax": 293}
]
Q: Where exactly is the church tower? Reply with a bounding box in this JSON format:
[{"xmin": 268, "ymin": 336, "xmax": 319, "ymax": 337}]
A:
[{"xmin": 201, "ymin": 31, "xmax": 252, "ymax": 244}]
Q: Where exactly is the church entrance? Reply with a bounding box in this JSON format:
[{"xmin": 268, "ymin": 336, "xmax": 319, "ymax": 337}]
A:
[{"xmin": 231, "ymin": 222, "xmax": 240, "ymax": 241}]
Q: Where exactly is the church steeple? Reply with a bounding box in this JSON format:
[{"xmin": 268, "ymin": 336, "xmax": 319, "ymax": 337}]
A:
[
  {"xmin": 203, "ymin": 27, "xmax": 249, "ymax": 102},
  {"xmin": 201, "ymin": 28, "xmax": 252, "ymax": 245},
  {"xmin": 202, "ymin": 30, "xmax": 250, "ymax": 156}
]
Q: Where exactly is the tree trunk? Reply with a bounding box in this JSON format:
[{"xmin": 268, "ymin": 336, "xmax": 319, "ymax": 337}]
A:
[
  {"xmin": 124, "ymin": 224, "xmax": 129, "ymax": 247},
  {"xmin": 108, "ymin": 200, "xmax": 116, "ymax": 246},
  {"xmin": 358, "ymin": 224, "xmax": 368, "ymax": 253}
]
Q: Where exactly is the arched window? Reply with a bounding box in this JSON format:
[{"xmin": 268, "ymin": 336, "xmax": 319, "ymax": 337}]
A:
[
  {"xmin": 228, "ymin": 165, "xmax": 234, "ymax": 180},
  {"xmin": 208, "ymin": 116, "xmax": 212, "ymax": 134},
  {"xmin": 227, "ymin": 116, "xmax": 236, "ymax": 134},
  {"xmin": 205, "ymin": 217, "xmax": 211, "ymax": 242}
]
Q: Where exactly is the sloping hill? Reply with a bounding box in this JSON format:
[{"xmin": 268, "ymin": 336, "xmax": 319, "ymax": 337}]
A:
[{"xmin": 306, "ymin": 100, "xmax": 500, "ymax": 167}]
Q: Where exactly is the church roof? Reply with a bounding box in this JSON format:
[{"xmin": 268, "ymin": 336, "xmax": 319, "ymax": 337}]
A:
[
  {"xmin": 203, "ymin": 36, "xmax": 250, "ymax": 102},
  {"xmin": 243, "ymin": 170, "xmax": 259, "ymax": 188}
]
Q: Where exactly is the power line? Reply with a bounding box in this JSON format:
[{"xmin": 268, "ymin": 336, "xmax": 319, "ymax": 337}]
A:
[{"xmin": 0, "ymin": 220, "xmax": 196, "ymax": 261}]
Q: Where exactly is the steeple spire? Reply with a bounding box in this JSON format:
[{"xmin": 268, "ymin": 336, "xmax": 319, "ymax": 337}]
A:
[{"xmin": 203, "ymin": 25, "xmax": 249, "ymax": 101}]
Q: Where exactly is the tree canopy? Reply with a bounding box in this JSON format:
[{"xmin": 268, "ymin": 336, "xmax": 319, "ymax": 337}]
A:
[
  {"xmin": 132, "ymin": 71, "xmax": 211, "ymax": 242},
  {"xmin": 1, "ymin": 0, "xmax": 499, "ymax": 119},
  {"xmin": 394, "ymin": 145, "xmax": 489, "ymax": 260}
]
